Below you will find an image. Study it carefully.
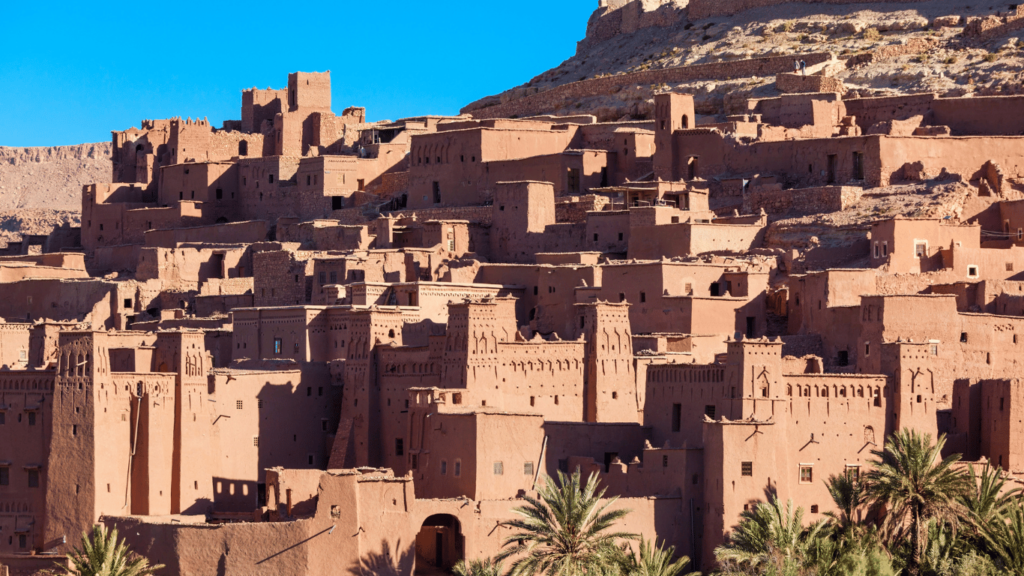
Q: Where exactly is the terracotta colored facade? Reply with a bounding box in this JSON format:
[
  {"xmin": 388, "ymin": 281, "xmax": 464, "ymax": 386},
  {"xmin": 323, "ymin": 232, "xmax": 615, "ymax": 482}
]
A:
[{"xmin": 5, "ymin": 66, "xmax": 1024, "ymax": 576}]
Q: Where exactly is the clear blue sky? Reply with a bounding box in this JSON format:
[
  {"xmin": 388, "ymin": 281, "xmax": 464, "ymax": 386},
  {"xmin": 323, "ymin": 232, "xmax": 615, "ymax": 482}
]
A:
[{"xmin": 0, "ymin": 0, "xmax": 594, "ymax": 147}]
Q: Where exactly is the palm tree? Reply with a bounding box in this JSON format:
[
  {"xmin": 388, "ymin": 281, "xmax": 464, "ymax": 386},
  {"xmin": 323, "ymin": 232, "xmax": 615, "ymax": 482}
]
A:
[
  {"xmin": 616, "ymin": 537, "xmax": 699, "ymax": 576},
  {"xmin": 51, "ymin": 525, "xmax": 164, "ymax": 576},
  {"xmin": 962, "ymin": 463, "xmax": 1021, "ymax": 536},
  {"xmin": 453, "ymin": 558, "xmax": 505, "ymax": 576},
  {"xmin": 863, "ymin": 429, "xmax": 971, "ymax": 574},
  {"xmin": 980, "ymin": 500, "xmax": 1024, "ymax": 575},
  {"xmin": 496, "ymin": 469, "xmax": 637, "ymax": 576},
  {"xmin": 714, "ymin": 496, "xmax": 825, "ymax": 574},
  {"xmin": 824, "ymin": 472, "xmax": 867, "ymax": 533}
]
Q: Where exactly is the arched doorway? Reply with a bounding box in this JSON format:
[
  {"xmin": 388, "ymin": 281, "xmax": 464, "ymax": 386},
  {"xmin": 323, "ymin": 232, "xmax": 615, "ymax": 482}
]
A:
[{"xmin": 415, "ymin": 514, "xmax": 463, "ymax": 575}]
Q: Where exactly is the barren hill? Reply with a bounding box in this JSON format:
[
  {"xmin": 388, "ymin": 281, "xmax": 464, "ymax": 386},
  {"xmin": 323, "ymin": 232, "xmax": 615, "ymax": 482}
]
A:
[
  {"xmin": 463, "ymin": 0, "xmax": 1024, "ymax": 121},
  {"xmin": 0, "ymin": 143, "xmax": 109, "ymax": 245}
]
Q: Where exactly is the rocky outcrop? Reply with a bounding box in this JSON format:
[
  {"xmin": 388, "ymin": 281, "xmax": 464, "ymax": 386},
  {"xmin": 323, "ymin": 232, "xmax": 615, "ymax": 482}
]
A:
[{"xmin": 0, "ymin": 142, "xmax": 111, "ymax": 211}]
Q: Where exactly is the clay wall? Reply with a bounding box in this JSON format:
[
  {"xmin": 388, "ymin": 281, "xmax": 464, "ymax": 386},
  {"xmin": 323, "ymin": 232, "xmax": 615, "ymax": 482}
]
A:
[
  {"xmin": 136, "ymin": 245, "xmax": 250, "ymax": 290},
  {"xmin": 663, "ymin": 131, "xmax": 881, "ymax": 189},
  {"xmin": 143, "ymin": 220, "xmax": 268, "ymax": 248},
  {"xmin": 944, "ymin": 244, "xmax": 1024, "ymax": 282},
  {"xmin": 585, "ymin": 261, "xmax": 769, "ymax": 336},
  {"xmin": 776, "ymin": 73, "xmax": 845, "ymax": 95},
  {"xmin": 252, "ymin": 250, "xmax": 314, "ymax": 308},
  {"xmin": 0, "ymin": 279, "xmax": 117, "ymax": 329},
  {"xmin": 411, "ymin": 411, "xmax": 545, "ymax": 500},
  {"xmin": 870, "ymin": 218, "xmax": 980, "ymax": 274},
  {"xmin": 0, "ymin": 370, "xmax": 56, "ymax": 552},
  {"xmin": 978, "ymin": 379, "xmax": 1024, "ymax": 470},
  {"xmin": 242, "ymin": 87, "xmax": 285, "ymax": 133},
  {"xmin": 627, "ymin": 221, "xmax": 766, "ymax": 260},
  {"xmin": 743, "ymin": 186, "xmax": 862, "ymax": 215},
  {"xmin": 407, "ymin": 127, "xmax": 578, "ymax": 209},
  {"xmin": 751, "ymin": 92, "xmax": 846, "ymax": 130},
  {"xmin": 533, "ymin": 265, "xmax": 602, "ymax": 337},
  {"xmin": 556, "ymin": 195, "xmax": 612, "ymax": 223},
  {"xmin": 105, "ymin": 471, "xmax": 686, "ymax": 576},
  {"xmin": 878, "ymin": 136, "xmax": 1024, "ymax": 188},
  {"xmin": 158, "ymin": 162, "xmax": 238, "ymax": 209},
  {"xmin": 206, "ymin": 365, "xmax": 339, "ymax": 511},
  {"xmin": 491, "ymin": 182, "xmax": 557, "ymax": 264}
]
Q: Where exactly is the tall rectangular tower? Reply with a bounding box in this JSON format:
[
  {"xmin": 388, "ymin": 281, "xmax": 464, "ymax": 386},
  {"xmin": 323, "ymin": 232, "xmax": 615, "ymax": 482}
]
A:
[
  {"xmin": 578, "ymin": 302, "xmax": 638, "ymax": 423},
  {"xmin": 653, "ymin": 93, "xmax": 695, "ymax": 181}
]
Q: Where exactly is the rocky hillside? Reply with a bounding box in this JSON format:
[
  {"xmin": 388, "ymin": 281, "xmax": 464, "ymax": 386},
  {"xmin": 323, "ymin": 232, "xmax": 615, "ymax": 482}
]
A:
[
  {"xmin": 464, "ymin": 0, "xmax": 1024, "ymax": 120},
  {"xmin": 0, "ymin": 143, "xmax": 109, "ymax": 246},
  {"xmin": 0, "ymin": 143, "xmax": 110, "ymax": 210}
]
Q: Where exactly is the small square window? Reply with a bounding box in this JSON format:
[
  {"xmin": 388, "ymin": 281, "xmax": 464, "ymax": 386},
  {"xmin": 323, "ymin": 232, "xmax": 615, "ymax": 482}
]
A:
[
  {"xmin": 274, "ymin": 338, "xmax": 283, "ymax": 355},
  {"xmin": 493, "ymin": 462, "xmax": 504, "ymax": 475},
  {"xmin": 395, "ymin": 439, "xmax": 404, "ymax": 456},
  {"xmin": 662, "ymin": 455, "xmax": 669, "ymax": 467},
  {"xmin": 0, "ymin": 467, "xmax": 8, "ymax": 485},
  {"xmin": 811, "ymin": 504, "xmax": 819, "ymax": 514},
  {"xmin": 799, "ymin": 465, "xmax": 813, "ymax": 484},
  {"xmin": 968, "ymin": 266, "xmax": 979, "ymax": 278},
  {"xmin": 253, "ymin": 436, "xmax": 259, "ymax": 447},
  {"xmin": 454, "ymin": 460, "xmax": 461, "ymax": 477},
  {"xmin": 845, "ymin": 466, "xmax": 860, "ymax": 481},
  {"xmin": 236, "ymin": 400, "xmax": 243, "ymax": 410},
  {"xmin": 524, "ymin": 462, "xmax": 534, "ymax": 476},
  {"xmin": 705, "ymin": 405, "xmax": 716, "ymax": 419},
  {"xmin": 307, "ymin": 454, "xmax": 314, "ymax": 466},
  {"xmin": 28, "ymin": 470, "xmax": 39, "ymax": 488},
  {"xmin": 961, "ymin": 332, "xmax": 968, "ymax": 343},
  {"xmin": 28, "ymin": 412, "xmax": 36, "ymax": 426},
  {"xmin": 741, "ymin": 462, "xmax": 753, "ymax": 477},
  {"xmin": 440, "ymin": 461, "xmax": 448, "ymax": 475}
]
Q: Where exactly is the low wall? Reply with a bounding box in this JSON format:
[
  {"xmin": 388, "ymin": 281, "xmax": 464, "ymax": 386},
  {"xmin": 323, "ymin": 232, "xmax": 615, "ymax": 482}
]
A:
[
  {"xmin": 556, "ymin": 195, "xmax": 612, "ymax": 223},
  {"xmin": 743, "ymin": 186, "xmax": 863, "ymax": 215},
  {"xmin": 964, "ymin": 7, "xmax": 1024, "ymax": 40},
  {"xmin": 776, "ymin": 73, "xmax": 846, "ymax": 95},
  {"xmin": 467, "ymin": 53, "xmax": 832, "ymax": 120}
]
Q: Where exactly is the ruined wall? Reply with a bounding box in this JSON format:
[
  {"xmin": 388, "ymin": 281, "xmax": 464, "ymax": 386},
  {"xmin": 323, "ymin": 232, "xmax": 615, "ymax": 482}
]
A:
[
  {"xmin": 743, "ymin": 186, "xmax": 862, "ymax": 216},
  {"xmin": 776, "ymin": 73, "xmax": 846, "ymax": 95}
]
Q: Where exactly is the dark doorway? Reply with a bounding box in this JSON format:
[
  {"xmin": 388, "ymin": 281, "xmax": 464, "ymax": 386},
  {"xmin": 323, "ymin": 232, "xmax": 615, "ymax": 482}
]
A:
[
  {"xmin": 435, "ymin": 532, "xmax": 444, "ymax": 568},
  {"xmin": 604, "ymin": 452, "xmax": 619, "ymax": 473},
  {"xmin": 746, "ymin": 317, "xmax": 756, "ymax": 338},
  {"xmin": 415, "ymin": 515, "xmax": 463, "ymax": 575},
  {"xmin": 827, "ymin": 154, "xmax": 837, "ymax": 184}
]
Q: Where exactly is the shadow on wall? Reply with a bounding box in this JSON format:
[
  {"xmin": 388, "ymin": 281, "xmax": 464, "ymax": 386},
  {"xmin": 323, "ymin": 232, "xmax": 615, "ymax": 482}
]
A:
[
  {"xmin": 179, "ymin": 496, "xmax": 213, "ymax": 516},
  {"xmin": 350, "ymin": 538, "xmax": 415, "ymax": 576}
]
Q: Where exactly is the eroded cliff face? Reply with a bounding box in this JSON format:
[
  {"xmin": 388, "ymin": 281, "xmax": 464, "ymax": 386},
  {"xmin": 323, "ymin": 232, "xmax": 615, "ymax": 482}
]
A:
[{"xmin": 0, "ymin": 142, "xmax": 111, "ymax": 210}]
